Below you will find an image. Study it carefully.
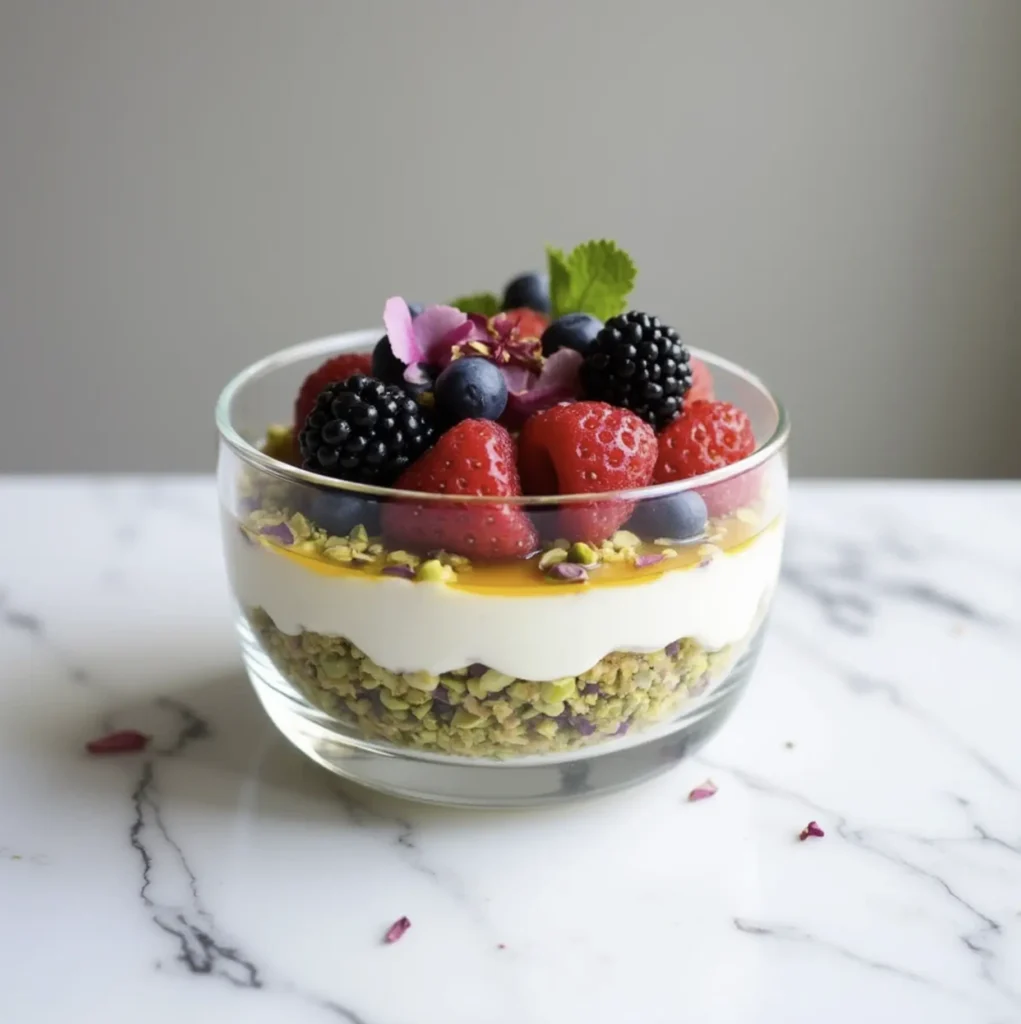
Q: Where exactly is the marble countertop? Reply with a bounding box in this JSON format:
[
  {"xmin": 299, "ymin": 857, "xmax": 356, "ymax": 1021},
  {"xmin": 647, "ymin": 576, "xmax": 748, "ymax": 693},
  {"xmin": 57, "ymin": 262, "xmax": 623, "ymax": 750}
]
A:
[{"xmin": 2, "ymin": 478, "xmax": 1020, "ymax": 1024}]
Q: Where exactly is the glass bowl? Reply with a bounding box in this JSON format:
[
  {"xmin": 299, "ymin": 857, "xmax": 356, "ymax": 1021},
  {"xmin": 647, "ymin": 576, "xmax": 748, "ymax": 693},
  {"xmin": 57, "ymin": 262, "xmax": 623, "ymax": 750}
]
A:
[{"xmin": 216, "ymin": 330, "xmax": 789, "ymax": 807}]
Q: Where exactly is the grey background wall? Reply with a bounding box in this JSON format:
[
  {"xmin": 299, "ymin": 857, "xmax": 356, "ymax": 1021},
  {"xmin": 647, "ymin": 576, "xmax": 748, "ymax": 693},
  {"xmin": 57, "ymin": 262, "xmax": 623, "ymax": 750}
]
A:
[{"xmin": 2, "ymin": 0, "xmax": 1020, "ymax": 476}]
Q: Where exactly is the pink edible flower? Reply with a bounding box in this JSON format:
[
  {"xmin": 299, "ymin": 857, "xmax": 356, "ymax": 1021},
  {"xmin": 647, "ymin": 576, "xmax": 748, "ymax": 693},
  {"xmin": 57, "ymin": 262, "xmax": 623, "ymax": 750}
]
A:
[
  {"xmin": 687, "ymin": 779, "xmax": 718, "ymax": 802},
  {"xmin": 799, "ymin": 820, "xmax": 825, "ymax": 841},
  {"xmin": 383, "ymin": 298, "xmax": 487, "ymax": 383},
  {"xmin": 383, "ymin": 916, "xmax": 412, "ymax": 944}
]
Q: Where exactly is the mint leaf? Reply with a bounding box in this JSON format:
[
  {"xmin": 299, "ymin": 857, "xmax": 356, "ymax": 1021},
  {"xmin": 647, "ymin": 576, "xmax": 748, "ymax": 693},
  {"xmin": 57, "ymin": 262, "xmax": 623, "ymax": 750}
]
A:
[
  {"xmin": 546, "ymin": 239, "xmax": 637, "ymax": 320},
  {"xmin": 450, "ymin": 292, "xmax": 500, "ymax": 317},
  {"xmin": 546, "ymin": 245, "xmax": 572, "ymax": 318}
]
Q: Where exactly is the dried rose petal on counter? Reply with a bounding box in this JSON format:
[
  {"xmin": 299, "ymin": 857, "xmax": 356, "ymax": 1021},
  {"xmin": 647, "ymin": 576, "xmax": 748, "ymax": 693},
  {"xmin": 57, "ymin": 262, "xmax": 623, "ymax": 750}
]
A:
[{"xmin": 86, "ymin": 730, "xmax": 150, "ymax": 755}]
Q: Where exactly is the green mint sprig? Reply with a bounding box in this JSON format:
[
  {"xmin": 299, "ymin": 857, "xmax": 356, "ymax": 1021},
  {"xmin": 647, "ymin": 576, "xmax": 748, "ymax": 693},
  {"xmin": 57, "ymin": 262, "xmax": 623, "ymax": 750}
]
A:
[
  {"xmin": 449, "ymin": 292, "xmax": 501, "ymax": 317},
  {"xmin": 546, "ymin": 239, "xmax": 637, "ymax": 321}
]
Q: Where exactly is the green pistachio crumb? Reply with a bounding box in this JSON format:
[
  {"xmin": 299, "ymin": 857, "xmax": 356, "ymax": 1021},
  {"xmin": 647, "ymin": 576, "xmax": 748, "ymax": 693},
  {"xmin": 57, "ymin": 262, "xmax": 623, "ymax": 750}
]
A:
[
  {"xmin": 538, "ymin": 548, "xmax": 569, "ymax": 572},
  {"xmin": 611, "ymin": 530, "xmax": 641, "ymax": 550},
  {"xmin": 568, "ymin": 542, "xmax": 599, "ymax": 565},
  {"xmin": 416, "ymin": 559, "xmax": 457, "ymax": 583}
]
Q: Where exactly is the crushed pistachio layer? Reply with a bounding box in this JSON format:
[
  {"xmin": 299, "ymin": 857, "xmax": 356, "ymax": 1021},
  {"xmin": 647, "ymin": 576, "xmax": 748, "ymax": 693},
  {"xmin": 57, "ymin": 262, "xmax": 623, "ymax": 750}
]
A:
[{"xmin": 248, "ymin": 607, "xmax": 737, "ymax": 758}]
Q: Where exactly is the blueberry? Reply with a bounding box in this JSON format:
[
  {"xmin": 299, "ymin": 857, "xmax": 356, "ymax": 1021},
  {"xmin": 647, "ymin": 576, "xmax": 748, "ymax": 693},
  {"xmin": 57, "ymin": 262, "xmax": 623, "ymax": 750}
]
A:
[
  {"xmin": 434, "ymin": 357, "xmax": 508, "ymax": 424},
  {"xmin": 372, "ymin": 335, "xmax": 406, "ymax": 386},
  {"xmin": 502, "ymin": 272, "xmax": 551, "ymax": 315},
  {"xmin": 306, "ymin": 489, "xmax": 380, "ymax": 537},
  {"xmin": 628, "ymin": 490, "xmax": 708, "ymax": 542},
  {"xmin": 541, "ymin": 313, "xmax": 603, "ymax": 357}
]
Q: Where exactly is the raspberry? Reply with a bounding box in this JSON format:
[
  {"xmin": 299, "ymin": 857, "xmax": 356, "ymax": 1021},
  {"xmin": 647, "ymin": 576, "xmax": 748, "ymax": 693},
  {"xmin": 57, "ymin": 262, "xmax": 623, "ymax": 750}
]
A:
[
  {"xmin": 518, "ymin": 401, "xmax": 657, "ymax": 543},
  {"xmin": 653, "ymin": 400, "xmax": 756, "ymax": 515},
  {"xmin": 382, "ymin": 420, "xmax": 537, "ymax": 560},
  {"xmin": 688, "ymin": 357, "xmax": 714, "ymax": 403},
  {"xmin": 294, "ymin": 353, "xmax": 373, "ymax": 433}
]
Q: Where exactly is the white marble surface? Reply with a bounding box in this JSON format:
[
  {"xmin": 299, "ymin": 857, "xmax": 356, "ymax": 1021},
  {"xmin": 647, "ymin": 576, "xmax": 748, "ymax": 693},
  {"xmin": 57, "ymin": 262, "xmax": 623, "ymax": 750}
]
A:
[{"xmin": 2, "ymin": 478, "xmax": 1020, "ymax": 1024}]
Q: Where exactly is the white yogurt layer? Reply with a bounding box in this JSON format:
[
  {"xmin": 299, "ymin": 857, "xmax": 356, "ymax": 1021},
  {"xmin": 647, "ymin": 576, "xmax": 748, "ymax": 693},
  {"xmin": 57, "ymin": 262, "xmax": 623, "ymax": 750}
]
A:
[{"xmin": 226, "ymin": 521, "xmax": 784, "ymax": 681}]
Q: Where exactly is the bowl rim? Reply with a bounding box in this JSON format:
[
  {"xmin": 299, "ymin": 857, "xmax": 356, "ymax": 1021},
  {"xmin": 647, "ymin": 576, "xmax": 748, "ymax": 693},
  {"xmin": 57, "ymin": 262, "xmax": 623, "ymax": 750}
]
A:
[{"xmin": 215, "ymin": 329, "xmax": 790, "ymax": 506}]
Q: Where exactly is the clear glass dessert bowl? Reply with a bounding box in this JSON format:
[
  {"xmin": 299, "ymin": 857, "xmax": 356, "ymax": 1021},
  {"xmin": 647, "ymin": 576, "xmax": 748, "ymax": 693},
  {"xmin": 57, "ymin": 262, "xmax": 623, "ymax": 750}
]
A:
[{"xmin": 216, "ymin": 330, "xmax": 789, "ymax": 807}]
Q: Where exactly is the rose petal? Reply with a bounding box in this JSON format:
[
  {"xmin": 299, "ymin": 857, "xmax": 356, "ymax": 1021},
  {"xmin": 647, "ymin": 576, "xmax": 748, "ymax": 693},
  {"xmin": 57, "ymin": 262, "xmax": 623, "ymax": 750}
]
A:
[
  {"xmin": 569, "ymin": 715, "xmax": 597, "ymax": 736},
  {"xmin": 688, "ymin": 779, "xmax": 718, "ymax": 802},
  {"xmin": 381, "ymin": 564, "xmax": 415, "ymax": 580},
  {"xmin": 499, "ymin": 365, "xmax": 537, "ymax": 394},
  {"xmin": 412, "ymin": 305, "xmax": 472, "ymax": 363},
  {"xmin": 384, "ymin": 916, "xmax": 412, "ymax": 944},
  {"xmin": 86, "ymin": 729, "xmax": 150, "ymax": 755},
  {"xmin": 505, "ymin": 348, "xmax": 582, "ymax": 423},
  {"xmin": 634, "ymin": 553, "xmax": 665, "ymax": 569},
  {"xmin": 259, "ymin": 522, "xmax": 294, "ymax": 545},
  {"xmin": 799, "ymin": 820, "xmax": 825, "ymax": 841},
  {"xmin": 546, "ymin": 561, "xmax": 588, "ymax": 583},
  {"xmin": 383, "ymin": 297, "xmax": 420, "ymax": 366}
]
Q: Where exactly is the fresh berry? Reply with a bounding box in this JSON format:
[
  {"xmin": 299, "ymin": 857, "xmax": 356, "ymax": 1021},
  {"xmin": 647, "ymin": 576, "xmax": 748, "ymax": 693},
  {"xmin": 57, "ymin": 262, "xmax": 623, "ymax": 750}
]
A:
[
  {"xmin": 627, "ymin": 490, "xmax": 708, "ymax": 542},
  {"xmin": 434, "ymin": 357, "xmax": 508, "ymax": 424},
  {"xmin": 541, "ymin": 313, "xmax": 603, "ymax": 357},
  {"xmin": 580, "ymin": 311, "xmax": 692, "ymax": 429},
  {"xmin": 688, "ymin": 357, "xmax": 714, "ymax": 403},
  {"xmin": 299, "ymin": 375, "xmax": 436, "ymax": 485},
  {"xmin": 372, "ymin": 335, "xmax": 406, "ymax": 386},
  {"xmin": 518, "ymin": 401, "xmax": 657, "ymax": 542},
  {"xmin": 294, "ymin": 353, "xmax": 373, "ymax": 433},
  {"xmin": 304, "ymin": 489, "xmax": 380, "ymax": 537},
  {"xmin": 653, "ymin": 400, "xmax": 756, "ymax": 515},
  {"xmin": 502, "ymin": 272, "xmax": 551, "ymax": 315},
  {"xmin": 382, "ymin": 421, "xmax": 537, "ymax": 559}
]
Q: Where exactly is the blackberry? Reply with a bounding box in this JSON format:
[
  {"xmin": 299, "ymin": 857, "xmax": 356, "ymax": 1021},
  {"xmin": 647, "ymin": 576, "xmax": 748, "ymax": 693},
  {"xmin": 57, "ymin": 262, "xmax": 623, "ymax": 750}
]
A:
[
  {"xmin": 299, "ymin": 375, "xmax": 436, "ymax": 485},
  {"xmin": 579, "ymin": 311, "xmax": 692, "ymax": 428}
]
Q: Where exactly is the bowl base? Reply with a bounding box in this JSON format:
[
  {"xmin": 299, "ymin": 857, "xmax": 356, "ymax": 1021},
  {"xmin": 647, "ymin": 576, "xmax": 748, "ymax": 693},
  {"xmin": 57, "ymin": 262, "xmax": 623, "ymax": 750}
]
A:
[{"xmin": 238, "ymin": 617, "xmax": 766, "ymax": 808}]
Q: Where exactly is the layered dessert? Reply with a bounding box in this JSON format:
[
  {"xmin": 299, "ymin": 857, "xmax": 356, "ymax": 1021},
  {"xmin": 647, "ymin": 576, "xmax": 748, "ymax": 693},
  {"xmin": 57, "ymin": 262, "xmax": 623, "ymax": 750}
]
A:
[{"xmin": 223, "ymin": 239, "xmax": 785, "ymax": 758}]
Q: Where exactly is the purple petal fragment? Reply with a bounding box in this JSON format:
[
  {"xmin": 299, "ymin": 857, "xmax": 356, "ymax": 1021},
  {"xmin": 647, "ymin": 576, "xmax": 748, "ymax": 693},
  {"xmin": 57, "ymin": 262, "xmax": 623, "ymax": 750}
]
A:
[
  {"xmin": 505, "ymin": 348, "xmax": 582, "ymax": 422},
  {"xmin": 412, "ymin": 305, "xmax": 473, "ymax": 363},
  {"xmin": 581, "ymin": 683, "xmax": 600, "ymax": 696},
  {"xmin": 614, "ymin": 721, "xmax": 630, "ymax": 736},
  {"xmin": 569, "ymin": 716, "xmax": 597, "ymax": 736},
  {"xmin": 665, "ymin": 641, "xmax": 681, "ymax": 658},
  {"xmin": 259, "ymin": 522, "xmax": 294, "ymax": 545},
  {"xmin": 687, "ymin": 779, "xmax": 718, "ymax": 802},
  {"xmin": 499, "ymin": 364, "xmax": 537, "ymax": 394},
  {"xmin": 381, "ymin": 564, "xmax": 415, "ymax": 580},
  {"xmin": 546, "ymin": 562, "xmax": 588, "ymax": 583},
  {"xmin": 383, "ymin": 916, "xmax": 412, "ymax": 944},
  {"xmin": 383, "ymin": 296, "xmax": 420, "ymax": 366},
  {"xmin": 432, "ymin": 684, "xmax": 450, "ymax": 704},
  {"xmin": 799, "ymin": 820, "xmax": 825, "ymax": 841},
  {"xmin": 467, "ymin": 663, "xmax": 488, "ymax": 678},
  {"xmin": 634, "ymin": 553, "xmax": 665, "ymax": 569}
]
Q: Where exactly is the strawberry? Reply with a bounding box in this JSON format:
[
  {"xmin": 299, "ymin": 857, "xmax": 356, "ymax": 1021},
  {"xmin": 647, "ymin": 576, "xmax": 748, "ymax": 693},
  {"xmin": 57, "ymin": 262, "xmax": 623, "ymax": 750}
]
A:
[
  {"xmin": 382, "ymin": 420, "xmax": 537, "ymax": 559},
  {"xmin": 653, "ymin": 400, "xmax": 757, "ymax": 515},
  {"xmin": 518, "ymin": 401, "xmax": 657, "ymax": 543},
  {"xmin": 687, "ymin": 357, "xmax": 714, "ymax": 404},
  {"xmin": 294, "ymin": 353, "xmax": 373, "ymax": 434}
]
